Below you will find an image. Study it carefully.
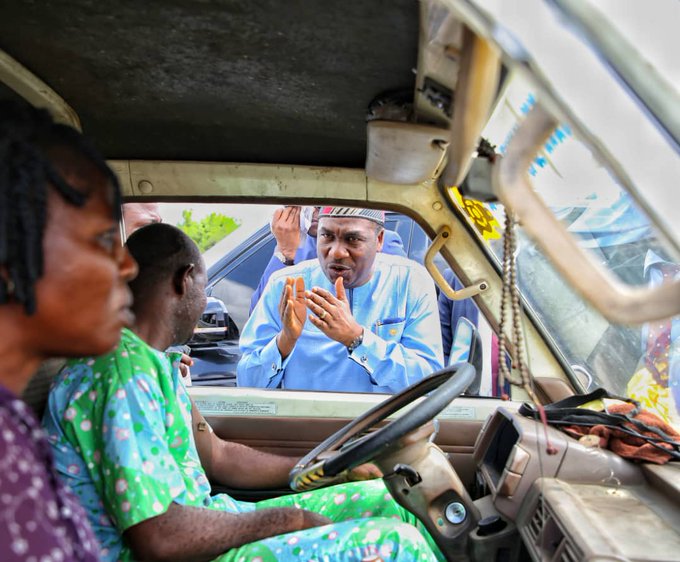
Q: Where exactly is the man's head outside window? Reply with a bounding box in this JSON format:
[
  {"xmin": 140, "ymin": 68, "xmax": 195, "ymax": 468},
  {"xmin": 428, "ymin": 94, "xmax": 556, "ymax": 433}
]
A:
[{"xmin": 316, "ymin": 207, "xmax": 385, "ymax": 289}]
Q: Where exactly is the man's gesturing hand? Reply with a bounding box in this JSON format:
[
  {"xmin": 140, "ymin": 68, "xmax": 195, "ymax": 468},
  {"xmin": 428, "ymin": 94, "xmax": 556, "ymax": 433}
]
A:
[
  {"xmin": 276, "ymin": 277, "xmax": 307, "ymax": 358},
  {"xmin": 306, "ymin": 277, "xmax": 363, "ymax": 347}
]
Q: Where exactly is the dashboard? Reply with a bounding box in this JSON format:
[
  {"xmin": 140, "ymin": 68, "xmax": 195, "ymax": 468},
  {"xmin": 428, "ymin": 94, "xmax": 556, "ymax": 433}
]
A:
[{"xmin": 469, "ymin": 408, "xmax": 680, "ymax": 561}]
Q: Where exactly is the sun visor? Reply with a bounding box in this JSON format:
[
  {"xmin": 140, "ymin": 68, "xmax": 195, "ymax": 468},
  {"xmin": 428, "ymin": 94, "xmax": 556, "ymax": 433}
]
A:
[{"xmin": 366, "ymin": 120, "xmax": 449, "ymax": 185}]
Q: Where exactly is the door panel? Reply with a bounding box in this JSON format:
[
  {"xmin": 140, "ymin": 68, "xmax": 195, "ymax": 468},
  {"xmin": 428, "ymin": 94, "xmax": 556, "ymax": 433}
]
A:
[{"xmin": 207, "ymin": 415, "xmax": 484, "ymax": 489}]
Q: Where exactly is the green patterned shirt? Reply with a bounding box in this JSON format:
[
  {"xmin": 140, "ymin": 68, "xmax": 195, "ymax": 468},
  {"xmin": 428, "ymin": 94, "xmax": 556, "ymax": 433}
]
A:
[{"xmin": 43, "ymin": 328, "xmax": 249, "ymax": 561}]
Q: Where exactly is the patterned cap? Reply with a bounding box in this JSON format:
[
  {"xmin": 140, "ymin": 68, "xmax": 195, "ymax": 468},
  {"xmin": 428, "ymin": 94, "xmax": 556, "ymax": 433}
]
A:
[{"xmin": 318, "ymin": 207, "xmax": 385, "ymax": 226}]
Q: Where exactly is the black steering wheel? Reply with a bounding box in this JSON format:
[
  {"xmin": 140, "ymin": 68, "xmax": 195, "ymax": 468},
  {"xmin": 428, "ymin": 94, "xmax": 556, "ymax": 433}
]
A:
[{"xmin": 289, "ymin": 363, "xmax": 476, "ymax": 491}]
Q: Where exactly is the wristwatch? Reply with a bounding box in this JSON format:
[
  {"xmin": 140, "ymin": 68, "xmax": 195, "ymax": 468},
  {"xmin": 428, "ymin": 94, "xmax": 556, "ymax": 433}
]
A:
[
  {"xmin": 347, "ymin": 330, "xmax": 364, "ymax": 354},
  {"xmin": 274, "ymin": 251, "xmax": 295, "ymax": 266}
]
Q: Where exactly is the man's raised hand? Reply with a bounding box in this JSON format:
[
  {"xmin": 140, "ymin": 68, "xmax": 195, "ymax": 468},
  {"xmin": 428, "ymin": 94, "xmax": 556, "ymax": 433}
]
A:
[
  {"xmin": 276, "ymin": 277, "xmax": 307, "ymax": 358},
  {"xmin": 306, "ymin": 277, "xmax": 362, "ymax": 347}
]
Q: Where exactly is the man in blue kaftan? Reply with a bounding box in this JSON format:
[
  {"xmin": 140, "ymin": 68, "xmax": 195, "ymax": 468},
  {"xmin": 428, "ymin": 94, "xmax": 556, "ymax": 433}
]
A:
[{"xmin": 237, "ymin": 207, "xmax": 443, "ymax": 392}]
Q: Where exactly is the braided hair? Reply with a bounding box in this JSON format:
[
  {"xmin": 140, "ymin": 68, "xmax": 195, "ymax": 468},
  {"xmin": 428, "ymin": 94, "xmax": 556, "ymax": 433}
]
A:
[{"xmin": 0, "ymin": 100, "xmax": 122, "ymax": 314}]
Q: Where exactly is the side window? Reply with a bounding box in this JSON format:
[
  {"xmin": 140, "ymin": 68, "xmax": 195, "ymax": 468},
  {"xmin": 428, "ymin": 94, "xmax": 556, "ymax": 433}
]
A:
[{"xmin": 147, "ymin": 203, "xmax": 496, "ymax": 396}]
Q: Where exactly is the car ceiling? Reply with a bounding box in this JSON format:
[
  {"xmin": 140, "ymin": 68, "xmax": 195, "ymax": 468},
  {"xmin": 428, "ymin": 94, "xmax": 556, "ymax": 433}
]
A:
[{"xmin": 0, "ymin": 0, "xmax": 419, "ymax": 168}]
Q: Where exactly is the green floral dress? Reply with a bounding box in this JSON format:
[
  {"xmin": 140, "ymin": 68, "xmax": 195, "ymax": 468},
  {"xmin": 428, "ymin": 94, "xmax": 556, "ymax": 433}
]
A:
[{"xmin": 43, "ymin": 329, "xmax": 440, "ymax": 561}]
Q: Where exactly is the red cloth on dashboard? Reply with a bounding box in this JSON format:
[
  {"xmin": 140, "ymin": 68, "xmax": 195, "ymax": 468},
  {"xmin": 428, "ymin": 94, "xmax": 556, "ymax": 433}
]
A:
[{"xmin": 563, "ymin": 402, "xmax": 680, "ymax": 464}]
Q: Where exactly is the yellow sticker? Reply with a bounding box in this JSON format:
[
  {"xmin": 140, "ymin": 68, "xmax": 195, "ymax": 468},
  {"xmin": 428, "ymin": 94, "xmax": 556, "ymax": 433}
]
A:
[
  {"xmin": 450, "ymin": 187, "xmax": 502, "ymax": 242},
  {"xmin": 389, "ymin": 328, "xmax": 397, "ymax": 336}
]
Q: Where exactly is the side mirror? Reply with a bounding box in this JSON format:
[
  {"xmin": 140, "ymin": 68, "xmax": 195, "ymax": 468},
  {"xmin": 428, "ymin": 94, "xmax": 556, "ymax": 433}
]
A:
[
  {"xmin": 191, "ymin": 296, "xmax": 239, "ymax": 345},
  {"xmin": 187, "ymin": 296, "xmax": 240, "ymax": 387},
  {"xmin": 449, "ymin": 317, "xmax": 483, "ymax": 395}
]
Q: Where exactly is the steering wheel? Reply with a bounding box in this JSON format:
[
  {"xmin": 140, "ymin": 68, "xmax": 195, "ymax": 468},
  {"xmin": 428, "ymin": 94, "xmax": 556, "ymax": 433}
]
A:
[{"xmin": 289, "ymin": 362, "xmax": 476, "ymax": 491}]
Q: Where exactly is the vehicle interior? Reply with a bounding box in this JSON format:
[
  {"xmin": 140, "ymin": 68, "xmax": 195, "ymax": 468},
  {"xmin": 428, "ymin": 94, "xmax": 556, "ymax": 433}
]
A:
[{"xmin": 3, "ymin": 0, "xmax": 680, "ymax": 560}]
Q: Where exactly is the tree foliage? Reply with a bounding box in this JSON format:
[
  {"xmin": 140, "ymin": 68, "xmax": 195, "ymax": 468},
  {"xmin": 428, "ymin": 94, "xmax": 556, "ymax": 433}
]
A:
[{"xmin": 177, "ymin": 210, "xmax": 240, "ymax": 253}]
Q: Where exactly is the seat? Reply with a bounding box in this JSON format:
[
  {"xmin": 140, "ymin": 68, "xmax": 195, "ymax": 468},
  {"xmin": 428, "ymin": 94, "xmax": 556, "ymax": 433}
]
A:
[{"xmin": 21, "ymin": 358, "xmax": 65, "ymax": 419}]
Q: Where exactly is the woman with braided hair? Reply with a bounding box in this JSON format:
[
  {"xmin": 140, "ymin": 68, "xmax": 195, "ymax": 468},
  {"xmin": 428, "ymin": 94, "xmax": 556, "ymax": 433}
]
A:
[{"xmin": 0, "ymin": 100, "xmax": 137, "ymax": 560}]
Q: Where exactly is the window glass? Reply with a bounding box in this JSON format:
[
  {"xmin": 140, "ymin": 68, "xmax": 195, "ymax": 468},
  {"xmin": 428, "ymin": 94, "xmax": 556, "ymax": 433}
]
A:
[
  {"xmin": 149, "ymin": 203, "xmax": 493, "ymax": 396},
  {"xmin": 446, "ymin": 72, "xmax": 679, "ymax": 425}
]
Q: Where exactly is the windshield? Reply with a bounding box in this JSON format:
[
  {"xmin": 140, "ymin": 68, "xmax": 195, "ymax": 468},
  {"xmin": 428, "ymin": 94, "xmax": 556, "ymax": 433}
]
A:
[{"xmin": 448, "ymin": 73, "xmax": 679, "ymax": 425}]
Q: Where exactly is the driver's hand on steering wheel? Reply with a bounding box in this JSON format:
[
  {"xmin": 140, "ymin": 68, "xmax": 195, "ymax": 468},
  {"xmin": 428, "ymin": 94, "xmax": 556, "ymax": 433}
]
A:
[{"xmin": 347, "ymin": 462, "xmax": 383, "ymax": 481}]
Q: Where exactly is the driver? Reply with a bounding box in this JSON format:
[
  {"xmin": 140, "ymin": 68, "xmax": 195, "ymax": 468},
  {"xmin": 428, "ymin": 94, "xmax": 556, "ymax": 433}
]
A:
[
  {"xmin": 43, "ymin": 224, "xmax": 442, "ymax": 561},
  {"xmin": 238, "ymin": 207, "xmax": 444, "ymax": 392}
]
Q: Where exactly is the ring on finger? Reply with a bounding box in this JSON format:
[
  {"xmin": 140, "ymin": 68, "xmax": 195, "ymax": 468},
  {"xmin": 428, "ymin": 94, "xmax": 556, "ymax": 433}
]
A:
[{"xmin": 319, "ymin": 309, "xmax": 327, "ymax": 320}]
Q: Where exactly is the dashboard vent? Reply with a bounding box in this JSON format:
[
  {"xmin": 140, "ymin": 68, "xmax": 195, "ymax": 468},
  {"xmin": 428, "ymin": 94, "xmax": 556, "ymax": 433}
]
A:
[
  {"xmin": 523, "ymin": 495, "xmax": 583, "ymax": 562},
  {"xmin": 526, "ymin": 499, "xmax": 545, "ymax": 544},
  {"xmin": 560, "ymin": 538, "xmax": 581, "ymax": 562}
]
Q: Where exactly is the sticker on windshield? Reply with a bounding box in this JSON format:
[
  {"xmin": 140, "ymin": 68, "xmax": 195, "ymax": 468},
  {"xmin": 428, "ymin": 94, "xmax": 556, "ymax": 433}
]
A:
[
  {"xmin": 194, "ymin": 399, "xmax": 278, "ymax": 416},
  {"xmin": 450, "ymin": 187, "xmax": 501, "ymax": 243},
  {"xmin": 438, "ymin": 405, "xmax": 476, "ymax": 420}
]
